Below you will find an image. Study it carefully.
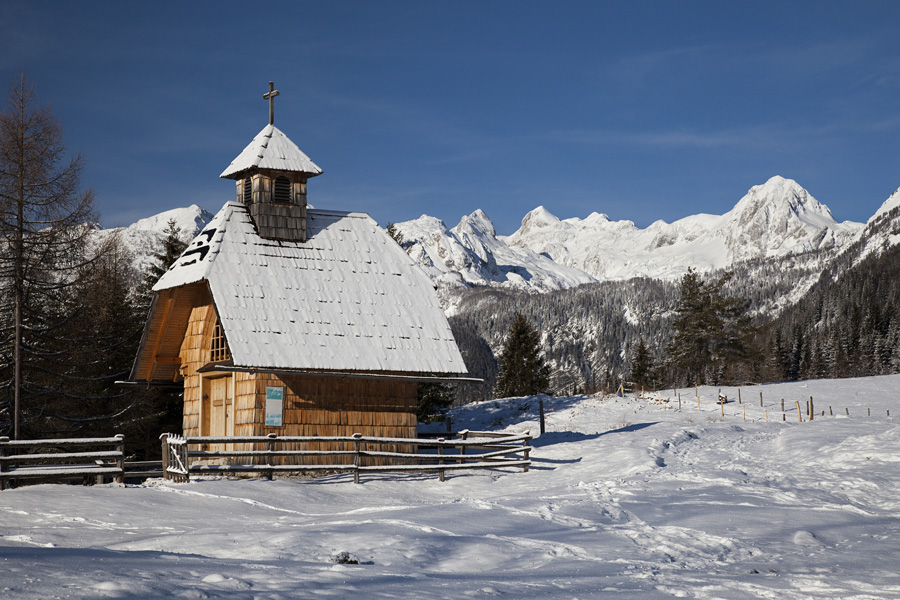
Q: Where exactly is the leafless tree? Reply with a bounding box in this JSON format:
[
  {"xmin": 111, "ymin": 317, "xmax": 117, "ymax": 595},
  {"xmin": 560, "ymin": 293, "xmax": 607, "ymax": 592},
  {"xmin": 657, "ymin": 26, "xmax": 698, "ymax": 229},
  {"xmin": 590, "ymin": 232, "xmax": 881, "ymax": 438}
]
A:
[{"xmin": 0, "ymin": 72, "xmax": 96, "ymax": 438}]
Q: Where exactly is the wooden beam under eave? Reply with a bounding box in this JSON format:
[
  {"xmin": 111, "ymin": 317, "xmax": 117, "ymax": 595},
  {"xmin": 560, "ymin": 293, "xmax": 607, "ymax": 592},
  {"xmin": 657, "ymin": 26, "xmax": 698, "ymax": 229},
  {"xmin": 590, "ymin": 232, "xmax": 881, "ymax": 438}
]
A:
[
  {"xmin": 147, "ymin": 294, "xmax": 175, "ymax": 380},
  {"xmin": 154, "ymin": 355, "xmax": 182, "ymax": 365}
]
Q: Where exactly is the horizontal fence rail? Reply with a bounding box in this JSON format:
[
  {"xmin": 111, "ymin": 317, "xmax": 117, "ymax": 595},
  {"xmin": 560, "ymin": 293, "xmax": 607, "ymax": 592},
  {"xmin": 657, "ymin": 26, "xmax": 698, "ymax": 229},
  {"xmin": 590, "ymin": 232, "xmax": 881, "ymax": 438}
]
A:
[
  {"xmin": 161, "ymin": 430, "xmax": 532, "ymax": 484},
  {"xmin": 0, "ymin": 435, "xmax": 125, "ymax": 490}
]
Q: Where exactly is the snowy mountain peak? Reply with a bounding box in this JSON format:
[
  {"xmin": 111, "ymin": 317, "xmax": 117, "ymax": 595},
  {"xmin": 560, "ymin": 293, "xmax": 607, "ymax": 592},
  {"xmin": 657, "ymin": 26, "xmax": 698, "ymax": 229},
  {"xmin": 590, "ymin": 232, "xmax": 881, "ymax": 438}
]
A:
[
  {"xmin": 720, "ymin": 176, "xmax": 858, "ymax": 262},
  {"xmin": 869, "ymin": 187, "xmax": 900, "ymax": 225},
  {"xmin": 129, "ymin": 204, "xmax": 214, "ymax": 238},
  {"xmin": 513, "ymin": 206, "xmax": 565, "ymax": 236},
  {"xmin": 92, "ymin": 204, "xmax": 215, "ymax": 273},
  {"xmin": 731, "ymin": 175, "xmax": 837, "ymax": 230},
  {"xmin": 453, "ymin": 209, "xmax": 496, "ymax": 238}
]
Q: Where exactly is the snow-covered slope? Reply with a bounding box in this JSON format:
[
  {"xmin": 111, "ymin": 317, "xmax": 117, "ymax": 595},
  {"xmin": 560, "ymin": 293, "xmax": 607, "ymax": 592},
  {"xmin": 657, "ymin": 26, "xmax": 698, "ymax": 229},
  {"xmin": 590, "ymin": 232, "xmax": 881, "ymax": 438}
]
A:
[
  {"xmin": 856, "ymin": 186, "xmax": 900, "ymax": 261},
  {"xmin": 502, "ymin": 176, "xmax": 862, "ymax": 282},
  {"xmin": 394, "ymin": 209, "xmax": 597, "ymax": 291},
  {"xmin": 92, "ymin": 205, "xmax": 213, "ymax": 272},
  {"xmin": 3, "ymin": 375, "xmax": 900, "ymax": 599}
]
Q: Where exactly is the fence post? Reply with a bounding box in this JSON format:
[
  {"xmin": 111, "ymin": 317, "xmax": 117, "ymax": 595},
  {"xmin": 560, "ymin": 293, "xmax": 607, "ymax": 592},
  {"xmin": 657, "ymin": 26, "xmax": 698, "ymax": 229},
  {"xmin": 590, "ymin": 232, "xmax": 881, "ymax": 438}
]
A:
[
  {"xmin": 178, "ymin": 436, "xmax": 190, "ymax": 483},
  {"xmin": 522, "ymin": 431, "xmax": 531, "ymax": 473},
  {"xmin": 539, "ymin": 398, "xmax": 545, "ymax": 435},
  {"xmin": 458, "ymin": 430, "xmax": 469, "ymax": 464},
  {"xmin": 353, "ymin": 433, "xmax": 362, "ymax": 484},
  {"xmin": 266, "ymin": 433, "xmax": 277, "ymax": 481},
  {"xmin": 114, "ymin": 434, "xmax": 125, "ymax": 484},
  {"xmin": 0, "ymin": 437, "xmax": 8, "ymax": 490},
  {"xmin": 159, "ymin": 434, "xmax": 169, "ymax": 481},
  {"xmin": 437, "ymin": 438, "xmax": 445, "ymax": 482}
]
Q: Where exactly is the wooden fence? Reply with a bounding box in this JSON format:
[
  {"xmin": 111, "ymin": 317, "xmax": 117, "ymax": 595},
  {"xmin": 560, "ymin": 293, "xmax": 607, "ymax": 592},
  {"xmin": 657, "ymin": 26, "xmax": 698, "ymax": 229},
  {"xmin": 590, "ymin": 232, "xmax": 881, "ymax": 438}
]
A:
[
  {"xmin": 161, "ymin": 430, "xmax": 532, "ymax": 484},
  {"xmin": 0, "ymin": 435, "xmax": 125, "ymax": 490}
]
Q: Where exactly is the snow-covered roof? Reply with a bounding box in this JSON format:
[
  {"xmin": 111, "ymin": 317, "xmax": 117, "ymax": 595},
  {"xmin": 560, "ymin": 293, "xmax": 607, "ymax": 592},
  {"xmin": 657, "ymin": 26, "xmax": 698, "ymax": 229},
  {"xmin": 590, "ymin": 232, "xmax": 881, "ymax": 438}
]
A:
[
  {"xmin": 220, "ymin": 124, "xmax": 323, "ymax": 179},
  {"xmin": 152, "ymin": 202, "xmax": 466, "ymax": 375}
]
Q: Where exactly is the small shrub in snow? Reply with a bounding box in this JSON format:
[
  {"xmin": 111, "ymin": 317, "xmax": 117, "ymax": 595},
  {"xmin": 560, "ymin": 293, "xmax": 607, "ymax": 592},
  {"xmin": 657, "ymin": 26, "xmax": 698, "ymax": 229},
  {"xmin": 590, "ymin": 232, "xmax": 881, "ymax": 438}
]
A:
[{"xmin": 330, "ymin": 551, "xmax": 359, "ymax": 565}]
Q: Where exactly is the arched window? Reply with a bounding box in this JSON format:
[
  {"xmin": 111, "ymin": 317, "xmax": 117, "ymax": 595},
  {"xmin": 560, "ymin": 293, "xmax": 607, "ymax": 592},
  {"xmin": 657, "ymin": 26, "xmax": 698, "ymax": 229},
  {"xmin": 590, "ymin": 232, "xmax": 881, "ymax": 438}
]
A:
[
  {"xmin": 273, "ymin": 176, "xmax": 291, "ymax": 204},
  {"xmin": 242, "ymin": 178, "xmax": 252, "ymax": 203}
]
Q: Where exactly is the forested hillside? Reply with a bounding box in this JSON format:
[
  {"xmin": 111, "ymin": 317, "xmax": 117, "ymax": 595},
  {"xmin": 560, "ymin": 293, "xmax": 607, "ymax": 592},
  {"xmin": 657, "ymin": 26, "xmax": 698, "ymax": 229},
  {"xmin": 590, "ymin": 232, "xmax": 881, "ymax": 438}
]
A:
[{"xmin": 448, "ymin": 239, "xmax": 900, "ymax": 400}]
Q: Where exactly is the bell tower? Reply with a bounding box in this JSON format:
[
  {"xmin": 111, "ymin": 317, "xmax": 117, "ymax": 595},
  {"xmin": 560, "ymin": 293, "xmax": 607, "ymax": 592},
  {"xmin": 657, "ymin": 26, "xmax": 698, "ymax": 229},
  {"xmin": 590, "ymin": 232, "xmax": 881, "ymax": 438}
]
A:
[{"xmin": 220, "ymin": 81, "xmax": 323, "ymax": 242}]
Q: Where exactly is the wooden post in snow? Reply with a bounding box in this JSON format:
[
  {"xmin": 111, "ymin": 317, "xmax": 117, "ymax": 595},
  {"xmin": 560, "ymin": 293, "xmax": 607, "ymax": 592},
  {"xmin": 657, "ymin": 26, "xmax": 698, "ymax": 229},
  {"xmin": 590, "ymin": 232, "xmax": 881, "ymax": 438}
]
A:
[
  {"xmin": 539, "ymin": 398, "xmax": 545, "ymax": 435},
  {"xmin": 114, "ymin": 434, "xmax": 125, "ymax": 484},
  {"xmin": 738, "ymin": 389, "xmax": 742, "ymax": 404},
  {"xmin": 0, "ymin": 437, "xmax": 8, "ymax": 490},
  {"xmin": 522, "ymin": 431, "xmax": 531, "ymax": 473},
  {"xmin": 266, "ymin": 433, "xmax": 276, "ymax": 481},
  {"xmin": 352, "ymin": 433, "xmax": 362, "ymax": 484},
  {"xmin": 809, "ymin": 396, "xmax": 814, "ymax": 421},
  {"xmin": 795, "ymin": 401, "xmax": 803, "ymax": 422},
  {"xmin": 760, "ymin": 392, "xmax": 763, "ymax": 408},
  {"xmin": 159, "ymin": 433, "xmax": 169, "ymax": 481},
  {"xmin": 437, "ymin": 438, "xmax": 446, "ymax": 482}
]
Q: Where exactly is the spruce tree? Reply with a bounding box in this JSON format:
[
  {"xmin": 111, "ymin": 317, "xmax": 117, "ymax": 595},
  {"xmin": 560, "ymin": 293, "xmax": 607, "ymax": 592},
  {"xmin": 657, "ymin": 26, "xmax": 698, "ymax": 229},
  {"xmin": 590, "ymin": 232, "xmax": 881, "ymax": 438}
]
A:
[
  {"xmin": 629, "ymin": 337, "xmax": 654, "ymax": 390},
  {"xmin": 416, "ymin": 379, "xmax": 453, "ymax": 423},
  {"xmin": 139, "ymin": 218, "xmax": 187, "ymax": 303},
  {"xmin": 666, "ymin": 268, "xmax": 756, "ymax": 385},
  {"xmin": 494, "ymin": 313, "xmax": 550, "ymax": 398}
]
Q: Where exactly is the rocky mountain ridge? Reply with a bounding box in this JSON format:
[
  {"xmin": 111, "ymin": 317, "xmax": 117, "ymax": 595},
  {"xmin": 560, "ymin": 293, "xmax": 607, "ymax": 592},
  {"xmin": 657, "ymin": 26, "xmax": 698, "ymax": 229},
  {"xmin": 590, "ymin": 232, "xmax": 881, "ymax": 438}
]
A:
[{"xmin": 397, "ymin": 176, "xmax": 867, "ymax": 293}]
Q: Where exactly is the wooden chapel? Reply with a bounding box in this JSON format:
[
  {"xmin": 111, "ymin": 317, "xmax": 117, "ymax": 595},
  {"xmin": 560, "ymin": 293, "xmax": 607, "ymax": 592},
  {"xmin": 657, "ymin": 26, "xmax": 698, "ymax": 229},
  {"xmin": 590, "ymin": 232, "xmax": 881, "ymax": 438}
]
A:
[{"xmin": 129, "ymin": 83, "xmax": 469, "ymax": 456}]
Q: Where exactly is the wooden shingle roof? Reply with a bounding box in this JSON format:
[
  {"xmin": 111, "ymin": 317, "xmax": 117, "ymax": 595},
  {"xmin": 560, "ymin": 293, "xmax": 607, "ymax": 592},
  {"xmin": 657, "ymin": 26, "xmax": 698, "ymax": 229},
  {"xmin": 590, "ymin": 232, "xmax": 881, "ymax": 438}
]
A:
[
  {"xmin": 144, "ymin": 202, "xmax": 467, "ymax": 376},
  {"xmin": 220, "ymin": 124, "xmax": 323, "ymax": 179}
]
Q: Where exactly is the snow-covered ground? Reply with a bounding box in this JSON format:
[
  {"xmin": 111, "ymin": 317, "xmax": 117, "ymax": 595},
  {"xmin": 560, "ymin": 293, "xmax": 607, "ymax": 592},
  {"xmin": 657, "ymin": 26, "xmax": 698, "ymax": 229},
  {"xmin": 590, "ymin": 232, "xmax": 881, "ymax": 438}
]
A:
[{"xmin": 2, "ymin": 375, "xmax": 899, "ymax": 599}]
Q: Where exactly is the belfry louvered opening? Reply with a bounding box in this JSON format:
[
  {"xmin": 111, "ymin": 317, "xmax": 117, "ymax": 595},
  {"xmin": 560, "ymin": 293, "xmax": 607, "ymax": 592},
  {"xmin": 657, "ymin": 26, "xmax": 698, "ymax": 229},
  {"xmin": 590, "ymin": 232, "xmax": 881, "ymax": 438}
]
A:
[
  {"xmin": 242, "ymin": 178, "xmax": 252, "ymax": 203},
  {"xmin": 273, "ymin": 176, "xmax": 291, "ymax": 204}
]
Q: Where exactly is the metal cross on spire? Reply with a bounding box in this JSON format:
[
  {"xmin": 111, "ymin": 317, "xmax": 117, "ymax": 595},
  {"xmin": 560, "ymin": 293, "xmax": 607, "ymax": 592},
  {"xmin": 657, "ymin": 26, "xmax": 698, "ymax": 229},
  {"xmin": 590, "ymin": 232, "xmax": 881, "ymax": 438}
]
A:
[{"xmin": 263, "ymin": 81, "xmax": 280, "ymax": 125}]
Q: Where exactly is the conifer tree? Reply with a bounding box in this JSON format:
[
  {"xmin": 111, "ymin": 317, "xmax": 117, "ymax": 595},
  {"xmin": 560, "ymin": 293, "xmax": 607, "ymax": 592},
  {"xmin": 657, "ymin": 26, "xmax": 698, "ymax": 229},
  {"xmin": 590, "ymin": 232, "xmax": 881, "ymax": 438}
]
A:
[
  {"xmin": 666, "ymin": 268, "xmax": 756, "ymax": 385},
  {"xmin": 416, "ymin": 378, "xmax": 454, "ymax": 423},
  {"xmin": 139, "ymin": 218, "xmax": 187, "ymax": 303},
  {"xmin": 494, "ymin": 313, "xmax": 550, "ymax": 398},
  {"xmin": 629, "ymin": 337, "xmax": 654, "ymax": 390}
]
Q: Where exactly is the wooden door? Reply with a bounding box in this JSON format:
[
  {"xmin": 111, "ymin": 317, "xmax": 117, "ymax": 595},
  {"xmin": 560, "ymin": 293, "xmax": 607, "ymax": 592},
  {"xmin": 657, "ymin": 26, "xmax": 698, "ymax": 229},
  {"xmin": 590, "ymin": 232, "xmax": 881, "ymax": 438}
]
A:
[{"xmin": 202, "ymin": 376, "xmax": 234, "ymax": 438}]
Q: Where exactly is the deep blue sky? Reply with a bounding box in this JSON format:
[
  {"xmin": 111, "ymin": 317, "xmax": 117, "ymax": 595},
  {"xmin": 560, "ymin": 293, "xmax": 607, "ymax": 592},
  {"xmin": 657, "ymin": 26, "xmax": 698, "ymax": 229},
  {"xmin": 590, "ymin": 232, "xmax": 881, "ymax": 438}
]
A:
[{"xmin": 3, "ymin": 1, "xmax": 899, "ymax": 233}]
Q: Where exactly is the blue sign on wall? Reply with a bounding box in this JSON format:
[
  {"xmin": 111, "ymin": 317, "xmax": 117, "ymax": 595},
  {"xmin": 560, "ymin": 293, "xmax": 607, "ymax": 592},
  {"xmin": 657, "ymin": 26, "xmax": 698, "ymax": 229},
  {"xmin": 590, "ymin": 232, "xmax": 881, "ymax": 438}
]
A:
[{"xmin": 265, "ymin": 386, "xmax": 284, "ymax": 427}]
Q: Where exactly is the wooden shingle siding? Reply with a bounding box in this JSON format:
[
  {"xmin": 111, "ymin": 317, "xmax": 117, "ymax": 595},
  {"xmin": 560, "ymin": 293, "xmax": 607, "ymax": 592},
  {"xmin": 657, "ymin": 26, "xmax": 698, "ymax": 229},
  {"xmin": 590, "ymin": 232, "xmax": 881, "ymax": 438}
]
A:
[{"xmin": 176, "ymin": 303, "xmax": 417, "ymax": 463}]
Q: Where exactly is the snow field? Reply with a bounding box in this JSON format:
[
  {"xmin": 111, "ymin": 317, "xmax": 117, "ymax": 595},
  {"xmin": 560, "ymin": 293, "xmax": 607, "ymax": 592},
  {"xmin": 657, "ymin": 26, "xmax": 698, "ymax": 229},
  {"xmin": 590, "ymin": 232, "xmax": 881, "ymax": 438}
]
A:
[{"xmin": 1, "ymin": 375, "xmax": 899, "ymax": 599}]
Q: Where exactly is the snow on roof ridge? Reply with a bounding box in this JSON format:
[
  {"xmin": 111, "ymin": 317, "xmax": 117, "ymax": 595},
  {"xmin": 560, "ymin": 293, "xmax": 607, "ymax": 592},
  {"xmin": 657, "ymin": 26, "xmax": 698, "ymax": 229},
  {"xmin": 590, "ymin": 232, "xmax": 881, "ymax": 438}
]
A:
[{"xmin": 220, "ymin": 124, "xmax": 323, "ymax": 179}]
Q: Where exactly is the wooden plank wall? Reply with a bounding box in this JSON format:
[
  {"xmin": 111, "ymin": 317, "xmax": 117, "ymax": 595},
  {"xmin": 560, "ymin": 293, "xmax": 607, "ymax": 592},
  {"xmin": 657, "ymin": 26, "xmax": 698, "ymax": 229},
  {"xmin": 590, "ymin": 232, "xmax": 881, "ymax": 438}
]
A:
[
  {"xmin": 179, "ymin": 293, "xmax": 216, "ymax": 437},
  {"xmin": 172, "ymin": 296, "xmax": 418, "ymax": 466},
  {"xmin": 234, "ymin": 373, "xmax": 417, "ymax": 465}
]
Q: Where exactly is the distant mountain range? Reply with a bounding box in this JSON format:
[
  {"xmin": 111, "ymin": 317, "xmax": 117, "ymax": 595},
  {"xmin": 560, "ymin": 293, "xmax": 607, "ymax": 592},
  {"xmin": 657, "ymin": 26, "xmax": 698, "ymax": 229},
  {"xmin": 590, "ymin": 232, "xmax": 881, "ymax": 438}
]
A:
[
  {"xmin": 395, "ymin": 176, "xmax": 877, "ymax": 292},
  {"xmin": 105, "ymin": 175, "xmax": 900, "ymax": 318}
]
